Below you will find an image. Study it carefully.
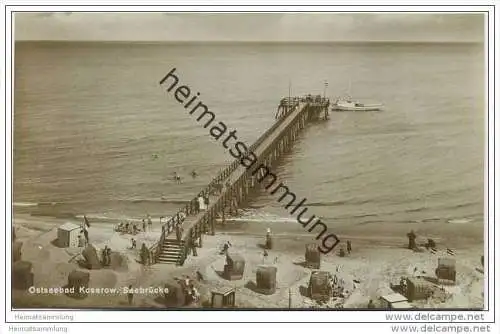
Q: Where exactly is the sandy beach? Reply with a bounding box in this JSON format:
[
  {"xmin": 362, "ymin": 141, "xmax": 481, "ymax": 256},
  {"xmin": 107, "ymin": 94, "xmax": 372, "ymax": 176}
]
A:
[{"xmin": 11, "ymin": 213, "xmax": 484, "ymax": 309}]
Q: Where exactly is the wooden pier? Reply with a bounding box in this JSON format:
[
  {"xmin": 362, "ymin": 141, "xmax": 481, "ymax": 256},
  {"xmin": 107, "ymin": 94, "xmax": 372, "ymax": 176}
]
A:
[{"xmin": 149, "ymin": 95, "xmax": 330, "ymax": 264}]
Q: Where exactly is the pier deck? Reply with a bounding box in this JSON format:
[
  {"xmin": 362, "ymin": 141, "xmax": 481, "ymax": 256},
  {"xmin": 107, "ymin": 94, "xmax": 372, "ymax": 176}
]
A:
[{"xmin": 149, "ymin": 97, "xmax": 329, "ymax": 264}]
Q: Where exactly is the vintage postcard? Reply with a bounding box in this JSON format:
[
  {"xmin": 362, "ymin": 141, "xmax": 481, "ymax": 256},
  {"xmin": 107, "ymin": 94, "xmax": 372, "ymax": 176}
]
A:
[{"xmin": 4, "ymin": 3, "xmax": 496, "ymax": 331}]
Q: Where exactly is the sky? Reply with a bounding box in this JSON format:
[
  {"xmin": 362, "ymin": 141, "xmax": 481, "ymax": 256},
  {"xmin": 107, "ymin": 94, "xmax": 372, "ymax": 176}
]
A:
[{"xmin": 14, "ymin": 12, "xmax": 485, "ymax": 42}]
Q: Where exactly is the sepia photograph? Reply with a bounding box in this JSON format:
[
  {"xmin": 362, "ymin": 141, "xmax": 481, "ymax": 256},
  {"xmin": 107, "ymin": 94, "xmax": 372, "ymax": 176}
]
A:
[{"xmin": 7, "ymin": 7, "xmax": 492, "ymax": 320}]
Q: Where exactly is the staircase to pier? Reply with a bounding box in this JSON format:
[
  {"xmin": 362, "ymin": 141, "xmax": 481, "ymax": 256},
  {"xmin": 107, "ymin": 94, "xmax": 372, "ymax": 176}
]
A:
[{"xmin": 157, "ymin": 239, "xmax": 184, "ymax": 264}]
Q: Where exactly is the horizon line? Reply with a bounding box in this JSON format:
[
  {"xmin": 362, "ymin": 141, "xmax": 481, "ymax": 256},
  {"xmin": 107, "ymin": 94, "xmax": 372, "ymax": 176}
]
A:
[{"xmin": 15, "ymin": 39, "xmax": 483, "ymax": 44}]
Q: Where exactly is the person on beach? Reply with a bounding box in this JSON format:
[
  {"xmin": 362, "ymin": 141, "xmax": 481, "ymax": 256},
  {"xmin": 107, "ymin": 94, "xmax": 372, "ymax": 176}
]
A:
[
  {"xmin": 339, "ymin": 247, "xmax": 345, "ymax": 257},
  {"xmin": 147, "ymin": 214, "xmax": 153, "ymax": 231},
  {"xmin": 101, "ymin": 246, "xmax": 108, "ymax": 266},
  {"xmin": 191, "ymin": 170, "xmax": 197, "ymax": 178},
  {"xmin": 127, "ymin": 285, "xmax": 134, "ymax": 305},
  {"xmin": 142, "ymin": 219, "xmax": 146, "ymax": 232},
  {"xmin": 78, "ymin": 231, "xmax": 86, "ymax": 247},
  {"xmin": 220, "ymin": 241, "xmax": 231, "ymax": 255},
  {"xmin": 265, "ymin": 228, "xmax": 273, "ymax": 249},
  {"xmin": 266, "ymin": 228, "xmax": 272, "ymax": 238},
  {"xmin": 82, "ymin": 227, "xmax": 89, "ymax": 244},
  {"xmin": 106, "ymin": 246, "xmax": 112, "ymax": 265},
  {"xmin": 81, "ymin": 216, "xmax": 91, "ymax": 243},
  {"xmin": 328, "ymin": 276, "xmax": 335, "ymax": 293},
  {"xmin": 347, "ymin": 240, "xmax": 352, "ymax": 254},
  {"xmin": 140, "ymin": 243, "xmax": 149, "ymax": 265},
  {"xmin": 101, "ymin": 248, "xmax": 106, "ymax": 266},
  {"xmin": 407, "ymin": 230, "xmax": 417, "ymax": 250},
  {"xmin": 104, "ymin": 246, "xmax": 112, "ymax": 266},
  {"xmin": 191, "ymin": 286, "xmax": 200, "ymax": 303},
  {"xmin": 131, "ymin": 238, "xmax": 136, "ymax": 249}
]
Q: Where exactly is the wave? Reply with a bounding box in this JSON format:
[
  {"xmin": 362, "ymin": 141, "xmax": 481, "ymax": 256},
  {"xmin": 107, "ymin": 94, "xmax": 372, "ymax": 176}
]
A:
[
  {"xmin": 13, "ymin": 202, "xmax": 39, "ymax": 207},
  {"xmin": 27, "ymin": 212, "xmax": 174, "ymax": 224},
  {"xmin": 405, "ymin": 207, "xmax": 426, "ymax": 213},
  {"xmin": 117, "ymin": 198, "xmax": 190, "ymax": 205},
  {"xmin": 218, "ymin": 217, "xmax": 297, "ymax": 224},
  {"xmin": 14, "ymin": 198, "xmax": 190, "ymax": 207},
  {"xmin": 447, "ymin": 218, "xmax": 472, "ymax": 224},
  {"xmin": 239, "ymin": 207, "xmax": 481, "ymax": 227},
  {"xmin": 73, "ymin": 214, "xmax": 151, "ymax": 224},
  {"xmin": 248, "ymin": 199, "xmax": 373, "ymax": 209},
  {"xmin": 237, "ymin": 209, "xmax": 297, "ymax": 223}
]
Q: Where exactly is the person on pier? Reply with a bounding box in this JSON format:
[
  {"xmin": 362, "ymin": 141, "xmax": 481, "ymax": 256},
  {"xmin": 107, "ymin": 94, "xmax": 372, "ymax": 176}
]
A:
[
  {"xmin": 175, "ymin": 224, "xmax": 183, "ymax": 242},
  {"xmin": 190, "ymin": 237, "xmax": 198, "ymax": 256},
  {"xmin": 198, "ymin": 195, "xmax": 206, "ymax": 211},
  {"xmin": 212, "ymin": 183, "xmax": 223, "ymax": 195}
]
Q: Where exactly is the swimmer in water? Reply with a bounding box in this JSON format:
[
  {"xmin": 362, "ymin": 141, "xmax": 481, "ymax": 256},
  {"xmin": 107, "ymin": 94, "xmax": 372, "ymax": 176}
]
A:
[{"xmin": 173, "ymin": 172, "xmax": 181, "ymax": 183}]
